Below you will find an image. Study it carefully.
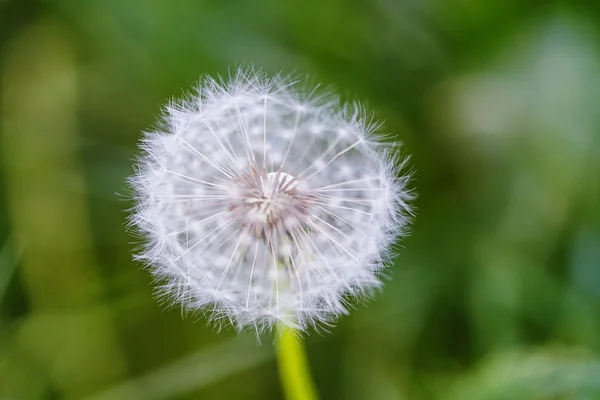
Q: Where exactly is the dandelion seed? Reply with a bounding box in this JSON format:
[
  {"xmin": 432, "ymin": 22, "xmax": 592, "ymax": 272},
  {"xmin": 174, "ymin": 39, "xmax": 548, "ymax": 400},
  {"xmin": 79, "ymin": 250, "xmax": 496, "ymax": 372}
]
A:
[{"xmin": 129, "ymin": 68, "xmax": 414, "ymax": 332}]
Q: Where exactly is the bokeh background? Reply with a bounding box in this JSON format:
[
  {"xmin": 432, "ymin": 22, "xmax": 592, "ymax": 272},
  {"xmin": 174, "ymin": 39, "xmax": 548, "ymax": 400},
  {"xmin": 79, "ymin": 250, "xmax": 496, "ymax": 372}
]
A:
[{"xmin": 1, "ymin": 0, "xmax": 600, "ymax": 399}]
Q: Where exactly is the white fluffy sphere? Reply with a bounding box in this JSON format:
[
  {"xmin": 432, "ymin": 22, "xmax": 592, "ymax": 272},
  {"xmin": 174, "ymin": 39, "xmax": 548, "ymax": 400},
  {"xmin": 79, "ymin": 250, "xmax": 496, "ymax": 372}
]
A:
[{"xmin": 129, "ymin": 69, "xmax": 413, "ymax": 332}]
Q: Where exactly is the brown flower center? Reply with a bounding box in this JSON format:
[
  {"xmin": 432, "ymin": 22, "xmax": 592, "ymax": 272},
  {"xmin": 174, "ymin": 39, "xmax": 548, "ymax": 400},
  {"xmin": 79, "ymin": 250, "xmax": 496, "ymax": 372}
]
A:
[{"xmin": 228, "ymin": 165, "xmax": 313, "ymax": 244}]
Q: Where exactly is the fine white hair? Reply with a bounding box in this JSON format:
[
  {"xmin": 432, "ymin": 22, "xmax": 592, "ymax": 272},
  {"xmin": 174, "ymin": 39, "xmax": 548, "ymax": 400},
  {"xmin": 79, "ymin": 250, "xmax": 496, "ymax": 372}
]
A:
[{"xmin": 129, "ymin": 68, "xmax": 414, "ymax": 333}]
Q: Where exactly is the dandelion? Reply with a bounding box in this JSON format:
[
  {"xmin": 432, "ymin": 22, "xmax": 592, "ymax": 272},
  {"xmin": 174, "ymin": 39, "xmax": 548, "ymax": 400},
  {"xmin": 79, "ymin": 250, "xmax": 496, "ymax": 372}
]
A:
[{"xmin": 129, "ymin": 68, "xmax": 413, "ymax": 333}]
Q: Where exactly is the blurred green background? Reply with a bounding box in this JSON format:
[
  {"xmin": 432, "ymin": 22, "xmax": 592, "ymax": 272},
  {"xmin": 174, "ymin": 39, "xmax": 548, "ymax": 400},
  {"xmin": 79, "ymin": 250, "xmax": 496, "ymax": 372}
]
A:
[{"xmin": 1, "ymin": 0, "xmax": 600, "ymax": 399}]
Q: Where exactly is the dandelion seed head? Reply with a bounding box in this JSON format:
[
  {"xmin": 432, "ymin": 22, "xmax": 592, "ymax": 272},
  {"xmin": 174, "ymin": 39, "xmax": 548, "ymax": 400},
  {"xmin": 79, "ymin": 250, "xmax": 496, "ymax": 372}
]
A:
[{"xmin": 129, "ymin": 68, "xmax": 414, "ymax": 333}]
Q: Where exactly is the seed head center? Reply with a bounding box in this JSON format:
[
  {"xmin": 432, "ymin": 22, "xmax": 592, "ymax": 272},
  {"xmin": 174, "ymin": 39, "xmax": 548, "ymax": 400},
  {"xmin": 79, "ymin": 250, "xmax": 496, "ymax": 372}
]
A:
[{"xmin": 228, "ymin": 168, "xmax": 312, "ymax": 239}]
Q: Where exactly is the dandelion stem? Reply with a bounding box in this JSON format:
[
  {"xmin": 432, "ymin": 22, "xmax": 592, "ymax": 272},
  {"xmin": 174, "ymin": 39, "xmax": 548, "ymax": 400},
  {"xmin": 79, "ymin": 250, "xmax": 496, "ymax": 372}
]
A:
[{"xmin": 276, "ymin": 325, "xmax": 319, "ymax": 400}]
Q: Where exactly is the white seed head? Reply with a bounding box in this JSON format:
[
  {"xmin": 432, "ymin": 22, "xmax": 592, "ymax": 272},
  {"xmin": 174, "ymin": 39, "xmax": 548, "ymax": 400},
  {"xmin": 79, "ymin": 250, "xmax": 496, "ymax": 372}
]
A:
[{"xmin": 129, "ymin": 68, "xmax": 414, "ymax": 332}]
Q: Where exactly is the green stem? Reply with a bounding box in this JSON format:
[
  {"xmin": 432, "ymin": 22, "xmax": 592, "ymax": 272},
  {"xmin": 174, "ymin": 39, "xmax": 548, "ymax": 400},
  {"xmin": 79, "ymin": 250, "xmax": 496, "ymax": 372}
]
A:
[{"xmin": 275, "ymin": 325, "xmax": 319, "ymax": 400}]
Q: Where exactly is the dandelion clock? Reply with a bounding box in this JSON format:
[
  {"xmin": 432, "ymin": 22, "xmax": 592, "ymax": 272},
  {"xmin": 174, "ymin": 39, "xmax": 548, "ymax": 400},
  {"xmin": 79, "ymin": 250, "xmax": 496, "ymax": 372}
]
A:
[{"xmin": 129, "ymin": 68, "xmax": 413, "ymax": 399}]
